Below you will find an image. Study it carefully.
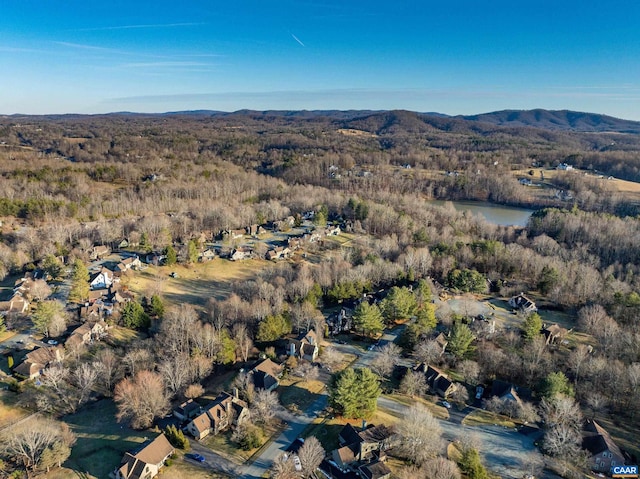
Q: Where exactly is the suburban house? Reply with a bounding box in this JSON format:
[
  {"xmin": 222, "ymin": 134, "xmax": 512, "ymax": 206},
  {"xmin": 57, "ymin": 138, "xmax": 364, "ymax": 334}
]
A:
[
  {"xmin": 199, "ymin": 248, "xmax": 216, "ymax": 262},
  {"xmin": 186, "ymin": 391, "xmax": 249, "ymax": 440},
  {"xmin": 112, "ymin": 433, "xmax": 174, "ymax": 479},
  {"xmin": 90, "ymin": 268, "xmax": 114, "ymax": 290},
  {"xmin": 0, "ymin": 293, "xmax": 29, "ymax": 314},
  {"xmin": 90, "ymin": 245, "xmax": 111, "ymax": 260},
  {"xmin": 508, "ymin": 293, "xmax": 537, "ymax": 314},
  {"xmin": 332, "ymin": 423, "xmax": 396, "ymax": 469},
  {"xmin": 416, "ymin": 364, "xmax": 457, "ymax": 397},
  {"xmin": 266, "ymin": 246, "xmax": 291, "ymax": 261},
  {"xmin": 65, "ymin": 319, "xmax": 109, "ymax": 352},
  {"xmin": 173, "ymin": 399, "xmax": 202, "ymax": 422},
  {"xmin": 359, "ymin": 461, "xmax": 392, "ymax": 479},
  {"xmin": 114, "ymin": 256, "xmax": 142, "ymax": 273},
  {"xmin": 247, "ymin": 224, "xmax": 265, "ymax": 236},
  {"xmin": 490, "ymin": 380, "xmax": 532, "ymax": 403},
  {"xmin": 248, "ymin": 358, "xmax": 284, "ymax": 391},
  {"xmin": 543, "ymin": 324, "xmax": 571, "ymax": 345},
  {"xmin": 229, "ymin": 247, "xmax": 253, "ymax": 261},
  {"xmin": 582, "ymin": 420, "xmax": 627, "ymax": 474},
  {"xmin": 288, "ymin": 330, "xmax": 319, "ymax": 361},
  {"xmin": 13, "ymin": 346, "xmax": 64, "ymax": 380},
  {"xmin": 324, "ymin": 225, "xmax": 341, "ymax": 236}
]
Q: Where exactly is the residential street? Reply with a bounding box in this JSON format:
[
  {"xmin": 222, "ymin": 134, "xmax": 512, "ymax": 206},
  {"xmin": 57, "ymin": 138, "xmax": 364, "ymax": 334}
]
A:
[{"xmin": 239, "ymin": 393, "xmax": 328, "ymax": 479}]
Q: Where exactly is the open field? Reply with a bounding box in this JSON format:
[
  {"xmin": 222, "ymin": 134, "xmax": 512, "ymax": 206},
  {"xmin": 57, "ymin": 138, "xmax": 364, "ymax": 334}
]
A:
[
  {"xmin": 124, "ymin": 258, "xmax": 269, "ymax": 308},
  {"xmin": 0, "ymin": 390, "xmax": 31, "ymax": 430},
  {"xmin": 63, "ymin": 399, "xmax": 150, "ymax": 479},
  {"xmin": 512, "ymin": 167, "xmax": 640, "ymax": 200}
]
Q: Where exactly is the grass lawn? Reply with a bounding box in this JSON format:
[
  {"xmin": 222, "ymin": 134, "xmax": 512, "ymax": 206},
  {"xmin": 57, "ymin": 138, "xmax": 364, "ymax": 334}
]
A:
[
  {"xmin": 124, "ymin": 259, "xmax": 268, "ymax": 308},
  {"xmin": 462, "ymin": 409, "xmax": 516, "ymax": 428},
  {"xmin": 168, "ymin": 454, "xmax": 232, "ymax": 479},
  {"xmin": 0, "ymin": 389, "xmax": 30, "ymax": 429},
  {"xmin": 63, "ymin": 399, "xmax": 151, "ymax": 479},
  {"xmin": 203, "ymin": 422, "xmax": 282, "ymax": 463},
  {"xmin": 105, "ymin": 326, "xmax": 146, "ymax": 347},
  {"xmin": 278, "ymin": 378, "xmax": 325, "ymax": 414}
]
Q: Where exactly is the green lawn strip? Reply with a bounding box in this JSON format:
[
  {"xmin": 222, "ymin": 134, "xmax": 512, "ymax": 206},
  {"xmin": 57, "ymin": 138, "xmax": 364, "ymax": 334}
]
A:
[
  {"xmin": 63, "ymin": 399, "xmax": 150, "ymax": 479},
  {"xmin": 462, "ymin": 409, "xmax": 517, "ymax": 428}
]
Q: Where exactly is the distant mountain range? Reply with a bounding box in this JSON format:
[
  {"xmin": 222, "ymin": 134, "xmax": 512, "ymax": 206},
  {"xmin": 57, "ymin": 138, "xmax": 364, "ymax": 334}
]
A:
[
  {"xmin": 459, "ymin": 109, "xmax": 640, "ymax": 134},
  {"xmin": 181, "ymin": 108, "xmax": 640, "ymax": 134},
  {"xmin": 4, "ymin": 108, "xmax": 640, "ymax": 134}
]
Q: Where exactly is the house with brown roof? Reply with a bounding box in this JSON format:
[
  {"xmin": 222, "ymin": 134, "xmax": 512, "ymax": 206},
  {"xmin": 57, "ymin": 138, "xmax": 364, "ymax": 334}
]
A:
[
  {"xmin": 65, "ymin": 319, "xmax": 109, "ymax": 352},
  {"xmin": 90, "ymin": 245, "xmax": 111, "ymax": 260},
  {"xmin": 249, "ymin": 358, "xmax": 284, "ymax": 392},
  {"xmin": 332, "ymin": 424, "xmax": 396, "ymax": 469},
  {"xmin": 416, "ymin": 364, "xmax": 458, "ymax": 397},
  {"xmin": 13, "ymin": 346, "xmax": 64, "ymax": 380},
  {"xmin": 266, "ymin": 246, "xmax": 291, "ymax": 261},
  {"xmin": 288, "ymin": 330, "xmax": 319, "ymax": 361},
  {"xmin": 186, "ymin": 392, "xmax": 249, "ymax": 440},
  {"xmin": 543, "ymin": 324, "xmax": 571, "ymax": 345},
  {"xmin": 582, "ymin": 420, "xmax": 626, "ymax": 474},
  {"xmin": 359, "ymin": 461, "xmax": 392, "ymax": 479},
  {"xmin": 115, "ymin": 256, "xmax": 142, "ymax": 273},
  {"xmin": 113, "ymin": 433, "xmax": 174, "ymax": 479}
]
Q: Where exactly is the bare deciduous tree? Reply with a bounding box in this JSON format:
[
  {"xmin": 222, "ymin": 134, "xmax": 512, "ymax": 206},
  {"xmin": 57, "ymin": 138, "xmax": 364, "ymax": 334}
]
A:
[
  {"xmin": 269, "ymin": 452, "xmax": 298, "ymax": 479},
  {"xmin": 73, "ymin": 362, "xmax": 98, "ymax": 406},
  {"xmin": 399, "ymin": 370, "xmax": 427, "ymax": 397},
  {"xmin": 114, "ymin": 370, "xmax": 169, "ymax": 429},
  {"xmin": 458, "ymin": 360, "xmax": 480, "ymax": 384},
  {"xmin": 298, "ymin": 436, "xmax": 325, "ymax": 477},
  {"xmin": 93, "ymin": 348, "xmax": 121, "ymax": 395},
  {"xmin": 184, "ymin": 383, "xmax": 205, "ymax": 399},
  {"xmin": 370, "ymin": 343, "xmax": 401, "ymax": 380},
  {"xmin": 397, "ymin": 403, "xmax": 442, "ymax": 465},
  {"xmin": 251, "ymin": 389, "xmax": 281, "ymax": 426},
  {"xmin": 159, "ymin": 353, "xmax": 191, "ymax": 395},
  {"xmin": 233, "ymin": 322, "xmax": 253, "ymax": 363},
  {"xmin": 421, "ymin": 457, "xmax": 462, "ymax": 479},
  {"xmin": 1, "ymin": 416, "xmax": 75, "ymax": 472},
  {"xmin": 414, "ymin": 339, "xmax": 443, "ymax": 365}
]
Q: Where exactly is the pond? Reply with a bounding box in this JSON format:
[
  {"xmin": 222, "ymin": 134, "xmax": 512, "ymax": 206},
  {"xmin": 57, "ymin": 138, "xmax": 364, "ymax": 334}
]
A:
[{"xmin": 430, "ymin": 200, "xmax": 535, "ymax": 227}]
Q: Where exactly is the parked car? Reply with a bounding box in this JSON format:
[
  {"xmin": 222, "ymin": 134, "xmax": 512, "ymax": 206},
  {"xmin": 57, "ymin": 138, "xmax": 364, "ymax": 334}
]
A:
[
  {"xmin": 46, "ymin": 339, "xmax": 58, "ymax": 345},
  {"xmin": 186, "ymin": 453, "xmax": 205, "ymax": 463},
  {"xmin": 441, "ymin": 401, "xmax": 452, "ymax": 409}
]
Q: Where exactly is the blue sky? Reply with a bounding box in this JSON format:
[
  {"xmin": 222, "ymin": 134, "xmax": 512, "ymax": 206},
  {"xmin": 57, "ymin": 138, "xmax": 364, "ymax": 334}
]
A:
[{"xmin": 2, "ymin": 0, "xmax": 640, "ymax": 118}]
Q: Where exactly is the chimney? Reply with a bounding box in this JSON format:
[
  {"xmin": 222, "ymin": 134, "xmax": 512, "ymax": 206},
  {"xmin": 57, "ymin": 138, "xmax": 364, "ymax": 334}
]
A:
[
  {"xmin": 232, "ymin": 387, "xmax": 239, "ymax": 399},
  {"xmin": 361, "ymin": 419, "xmax": 367, "ymax": 431}
]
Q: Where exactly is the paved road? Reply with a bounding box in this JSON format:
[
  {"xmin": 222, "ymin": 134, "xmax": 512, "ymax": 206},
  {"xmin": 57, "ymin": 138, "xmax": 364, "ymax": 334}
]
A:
[
  {"xmin": 239, "ymin": 393, "xmax": 328, "ymax": 479},
  {"xmin": 378, "ymin": 395, "xmax": 546, "ymax": 479}
]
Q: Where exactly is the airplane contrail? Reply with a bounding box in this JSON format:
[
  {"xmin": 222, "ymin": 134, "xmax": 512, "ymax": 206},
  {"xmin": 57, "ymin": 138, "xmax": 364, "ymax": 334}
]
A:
[{"xmin": 291, "ymin": 33, "xmax": 305, "ymax": 47}]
